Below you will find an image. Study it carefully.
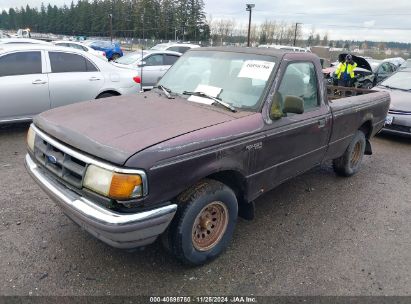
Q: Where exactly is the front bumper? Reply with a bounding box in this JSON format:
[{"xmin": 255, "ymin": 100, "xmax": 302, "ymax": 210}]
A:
[
  {"xmin": 382, "ymin": 113, "xmax": 411, "ymax": 137},
  {"xmin": 25, "ymin": 153, "xmax": 177, "ymax": 249}
]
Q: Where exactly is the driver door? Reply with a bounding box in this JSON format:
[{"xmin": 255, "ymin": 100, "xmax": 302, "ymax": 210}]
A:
[{"xmin": 254, "ymin": 60, "xmax": 331, "ymax": 193}]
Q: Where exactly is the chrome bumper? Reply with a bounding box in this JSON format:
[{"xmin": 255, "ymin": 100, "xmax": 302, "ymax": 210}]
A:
[{"xmin": 25, "ymin": 154, "xmax": 177, "ymax": 249}]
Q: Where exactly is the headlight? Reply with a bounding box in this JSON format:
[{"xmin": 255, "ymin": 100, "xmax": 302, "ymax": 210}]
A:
[
  {"xmin": 84, "ymin": 165, "xmax": 144, "ymax": 200},
  {"xmin": 27, "ymin": 126, "xmax": 36, "ymax": 151}
]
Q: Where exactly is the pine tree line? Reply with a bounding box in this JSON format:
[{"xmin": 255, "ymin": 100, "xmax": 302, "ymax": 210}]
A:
[{"xmin": 0, "ymin": 0, "xmax": 210, "ymax": 41}]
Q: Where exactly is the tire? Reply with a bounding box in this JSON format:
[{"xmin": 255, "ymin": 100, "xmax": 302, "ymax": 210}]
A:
[
  {"xmin": 333, "ymin": 130, "xmax": 366, "ymax": 177},
  {"xmin": 163, "ymin": 179, "xmax": 238, "ymax": 266},
  {"xmin": 96, "ymin": 92, "xmax": 117, "ymax": 99},
  {"xmin": 362, "ymin": 81, "xmax": 373, "ymax": 90},
  {"xmin": 110, "ymin": 53, "xmax": 121, "ymax": 61}
]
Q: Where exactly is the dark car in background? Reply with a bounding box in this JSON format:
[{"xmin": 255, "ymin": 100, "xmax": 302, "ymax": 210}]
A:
[
  {"xmin": 323, "ymin": 54, "xmax": 398, "ymax": 89},
  {"xmin": 84, "ymin": 40, "xmax": 123, "ymax": 61},
  {"xmin": 376, "ymin": 68, "xmax": 411, "ymax": 137}
]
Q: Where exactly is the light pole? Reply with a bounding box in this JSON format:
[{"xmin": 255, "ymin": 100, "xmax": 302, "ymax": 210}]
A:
[
  {"xmin": 246, "ymin": 4, "xmax": 255, "ymax": 47},
  {"xmin": 108, "ymin": 13, "xmax": 113, "ymax": 43},
  {"xmin": 293, "ymin": 22, "xmax": 302, "ymax": 46}
]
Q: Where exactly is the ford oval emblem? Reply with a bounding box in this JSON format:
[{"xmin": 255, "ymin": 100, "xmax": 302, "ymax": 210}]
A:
[{"xmin": 46, "ymin": 154, "xmax": 57, "ymax": 164}]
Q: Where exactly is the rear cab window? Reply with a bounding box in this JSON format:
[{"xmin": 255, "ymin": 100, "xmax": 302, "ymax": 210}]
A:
[{"xmin": 0, "ymin": 51, "xmax": 42, "ymax": 77}]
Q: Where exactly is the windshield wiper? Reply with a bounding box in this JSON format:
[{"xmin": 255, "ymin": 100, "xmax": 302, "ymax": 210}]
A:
[
  {"xmin": 154, "ymin": 85, "xmax": 174, "ymax": 99},
  {"xmin": 182, "ymin": 91, "xmax": 237, "ymax": 112},
  {"xmin": 379, "ymin": 84, "xmax": 394, "ymax": 89},
  {"xmin": 379, "ymin": 84, "xmax": 408, "ymax": 91}
]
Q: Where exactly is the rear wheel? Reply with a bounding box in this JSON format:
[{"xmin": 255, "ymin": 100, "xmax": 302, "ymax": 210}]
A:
[
  {"xmin": 333, "ymin": 130, "xmax": 366, "ymax": 177},
  {"xmin": 110, "ymin": 53, "xmax": 121, "ymax": 61},
  {"xmin": 162, "ymin": 179, "xmax": 238, "ymax": 266}
]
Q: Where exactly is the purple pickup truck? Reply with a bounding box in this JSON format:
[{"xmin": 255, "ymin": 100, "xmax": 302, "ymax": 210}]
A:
[{"xmin": 25, "ymin": 47, "xmax": 390, "ymax": 265}]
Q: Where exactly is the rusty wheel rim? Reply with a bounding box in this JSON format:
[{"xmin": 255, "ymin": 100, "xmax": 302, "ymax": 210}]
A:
[
  {"xmin": 350, "ymin": 142, "xmax": 362, "ymax": 167},
  {"xmin": 192, "ymin": 201, "xmax": 229, "ymax": 252}
]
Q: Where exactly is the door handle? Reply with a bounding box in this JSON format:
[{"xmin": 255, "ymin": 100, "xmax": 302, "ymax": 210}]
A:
[
  {"xmin": 89, "ymin": 77, "xmax": 101, "ymax": 81},
  {"xmin": 318, "ymin": 118, "xmax": 326, "ymax": 128},
  {"xmin": 32, "ymin": 79, "xmax": 47, "ymax": 85}
]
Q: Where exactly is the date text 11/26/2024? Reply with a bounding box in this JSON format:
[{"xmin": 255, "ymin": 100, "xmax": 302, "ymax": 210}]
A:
[{"xmin": 149, "ymin": 296, "xmax": 257, "ymax": 303}]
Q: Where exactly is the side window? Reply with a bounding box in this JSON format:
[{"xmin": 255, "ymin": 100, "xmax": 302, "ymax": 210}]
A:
[
  {"xmin": 85, "ymin": 58, "xmax": 98, "ymax": 72},
  {"xmin": 379, "ymin": 63, "xmax": 389, "ymax": 74},
  {"xmin": 167, "ymin": 46, "xmax": 179, "ymax": 52},
  {"xmin": 56, "ymin": 43, "xmax": 69, "ymax": 47},
  {"xmin": 145, "ymin": 54, "xmax": 164, "ymax": 66},
  {"xmin": 178, "ymin": 47, "xmax": 190, "ymax": 53},
  {"xmin": 164, "ymin": 54, "xmax": 179, "ymax": 65},
  {"xmin": 49, "ymin": 52, "xmax": 97, "ymax": 73},
  {"xmin": 277, "ymin": 62, "xmax": 319, "ymax": 112},
  {"xmin": 0, "ymin": 51, "xmax": 42, "ymax": 77}
]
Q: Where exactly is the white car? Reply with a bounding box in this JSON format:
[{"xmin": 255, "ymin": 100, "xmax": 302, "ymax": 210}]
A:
[
  {"xmin": 151, "ymin": 42, "xmax": 200, "ymax": 54},
  {"xmin": 52, "ymin": 40, "xmax": 107, "ymax": 60},
  {"xmin": 0, "ymin": 38, "xmax": 52, "ymax": 45},
  {"xmin": 0, "ymin": 44, "xmax": 142, "ymax": 124}
]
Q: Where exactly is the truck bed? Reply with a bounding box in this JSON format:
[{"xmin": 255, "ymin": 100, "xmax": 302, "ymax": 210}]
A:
[{"xmin": 324, "ymin": 86, "xmax": 390, "ymax": 161}]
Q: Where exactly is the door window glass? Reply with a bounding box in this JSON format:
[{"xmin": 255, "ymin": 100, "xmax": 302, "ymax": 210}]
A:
[
  {"xmin": 49, "ymin": 52, "xmax": 97, "ymax": 72},
  {"xmin": 277, "ymin": 62, "xmax": 319, "ymax": 112},
  {"xmin": 0, "ymin": 51, "xmax": 42, "ymax": 77},
  {"xmin": 145, "ymin": 54, "xmax": 164, "ymax": 66},
  {"xmin": 164, "ymin": 54, "xmax": 180, "ymax": 65}
]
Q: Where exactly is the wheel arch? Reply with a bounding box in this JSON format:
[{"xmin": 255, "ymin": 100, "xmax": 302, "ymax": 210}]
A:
[
  {"xmin": 359, "ymin": 120, "xmax": 373, "ymax": 139},
  {"xmin": 206, "ymin": 170, "xmax": 254, "ymax": 220},
  {"xmin": 96, "ymin": 90, "xmax": 121, "ymax": 99},
  {"xmin": 359, "ymin": 120, "xmax": 373, "ymax": 155}
]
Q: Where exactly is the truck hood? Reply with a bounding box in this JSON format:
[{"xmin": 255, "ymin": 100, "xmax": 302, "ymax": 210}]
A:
[{"xmin": 34, "ymin": 93, "xmax": 247, "ymax": 165}]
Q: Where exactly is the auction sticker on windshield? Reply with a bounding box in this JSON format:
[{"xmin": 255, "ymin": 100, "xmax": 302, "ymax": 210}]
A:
[{"xmin": 238, "ymin": 60, "xmax": 275, "ymax": 81}]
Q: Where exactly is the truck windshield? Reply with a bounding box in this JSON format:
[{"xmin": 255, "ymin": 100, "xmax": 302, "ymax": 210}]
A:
[{"xmin": 158, "ymin": 51, "xmax": 277, "ymax": 111}]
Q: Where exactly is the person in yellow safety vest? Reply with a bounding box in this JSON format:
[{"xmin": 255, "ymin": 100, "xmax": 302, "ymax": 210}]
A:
[{"xmin": 335, "ymin": 54, "xmax": 357, "ymax": 87}]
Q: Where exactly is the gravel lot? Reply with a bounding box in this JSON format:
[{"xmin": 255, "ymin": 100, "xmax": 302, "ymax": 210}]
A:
[{"xmin": 0, "ymin": 123, "xmax": 410, "ymax": 296}]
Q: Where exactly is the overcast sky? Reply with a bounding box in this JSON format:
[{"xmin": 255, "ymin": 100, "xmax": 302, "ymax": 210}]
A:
[{"xmin": 1, "ymin": 0, "xmax": 411, "ymax": 42}]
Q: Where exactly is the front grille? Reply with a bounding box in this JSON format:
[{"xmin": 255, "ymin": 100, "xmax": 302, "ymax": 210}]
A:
[
  {"xmin": 33, "ymin": 137, "xmax": 87, "ymax": 188},
  {"xmin": 385, "ymin": 124, "xmax": 411, "ymax": 133}
]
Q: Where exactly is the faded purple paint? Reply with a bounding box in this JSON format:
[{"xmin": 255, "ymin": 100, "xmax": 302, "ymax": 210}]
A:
[{"xmin": 34, "ymin": 93, "xmax": 252, "ymax": 165}]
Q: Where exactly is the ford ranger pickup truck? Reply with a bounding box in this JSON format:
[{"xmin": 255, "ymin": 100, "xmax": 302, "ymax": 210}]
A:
[{"xmin": 25, "ymin": 47, "xmax": 390, "ymax": 265}]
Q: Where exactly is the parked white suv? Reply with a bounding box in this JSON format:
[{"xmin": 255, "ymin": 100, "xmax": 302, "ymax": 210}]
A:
[{"xmin": 0, "ymin": 44, "xmax": 141, "ymax": 124}]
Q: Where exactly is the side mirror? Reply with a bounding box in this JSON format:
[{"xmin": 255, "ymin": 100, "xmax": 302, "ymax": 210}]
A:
[
  {"xmin": 270, "ymin": 92, "xmax": 284, "ymax": 120},
  {"xmin": 283, "ymin": 95, "xmax": 304, "ymax": 114},
  {"xmin": 137, "ymin": 61, "xmax": 146, "ymax": 67}
]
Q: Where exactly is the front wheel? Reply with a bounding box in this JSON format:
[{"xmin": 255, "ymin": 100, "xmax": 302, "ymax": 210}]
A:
[
  {"xmin": 362, "ymin": 80, "xmax": 373, "ymax": 90},
  {"xmin": 333, "ymin": 130, "xmax": 366, "ymax": 177},
  {"xmin": 163, "ymin": 179, "xmax": 238, "ymax": 266}
]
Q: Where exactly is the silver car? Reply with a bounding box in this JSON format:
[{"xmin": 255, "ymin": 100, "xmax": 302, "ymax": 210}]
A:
[
  {"xmin": 0, "ymin": 44, "xmax": 141, "ymax": 124},
  {"xmin": 112, "ymin": 50, "xmax": 181, "ymax": 90},
  {"xmin": 376, "ymin": 68, "xmax": 411, "ymax": 137}
]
